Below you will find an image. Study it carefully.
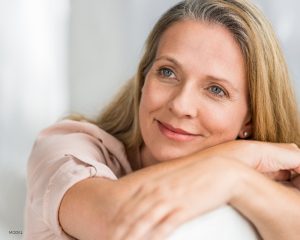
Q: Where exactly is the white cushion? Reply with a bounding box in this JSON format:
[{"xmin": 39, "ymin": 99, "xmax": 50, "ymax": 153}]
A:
[{"xmin": 167, "ymin": 205, "xmax": 260, "ymax": 240}]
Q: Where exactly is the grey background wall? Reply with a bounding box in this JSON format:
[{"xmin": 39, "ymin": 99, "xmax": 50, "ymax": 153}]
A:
[
  {"xmin": 0, "ymin": 1, "xmax": 299, "ymax": 239},
  {"xmin": 69, "ymin": 0, "xmax": 300, "ymax": 117}
]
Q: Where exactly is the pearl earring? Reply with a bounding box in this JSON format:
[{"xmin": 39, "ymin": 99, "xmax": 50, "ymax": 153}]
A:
[{"xmin": 243, "ymin": 132, "xmax": 249, "ymax": 138}]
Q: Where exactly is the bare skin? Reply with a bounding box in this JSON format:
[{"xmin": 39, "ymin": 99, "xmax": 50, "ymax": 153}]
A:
[
  {"xmin": 59, "ymin": 20, "xmax": 300, "ymax": 240},
  {"xmin": 59, "ymin": 141, "xmax": 300, "ymax": 240},
  {"xmin": 139, "ymin": 21, "xmax": 251, "ymax": 165}
]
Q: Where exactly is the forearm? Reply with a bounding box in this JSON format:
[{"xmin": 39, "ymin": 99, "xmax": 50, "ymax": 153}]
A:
[
  {"xmin": 118, "ymin": 140, "xmax": 251, "ymax": 186},
  {"xmin": 58, "ymin": 141, "xmax": 263, "ymax": 239},
  {"xmin": 59, "ymin": 177, "xmax": 119, "ymax": 239},
  {"xmin": 231, "ymin": 169, "xmax": 300, "ymax": 240},
  {"xmin": 119, "ymin": 152, "xmax": 200, "ymax": 186},
  {"xmin": 60, "ymin": 140, "xmax": 299, "ymax": 239},
  {"xmin": 59, "ymin": 151, "xmax": 210, "ymax": 239}
]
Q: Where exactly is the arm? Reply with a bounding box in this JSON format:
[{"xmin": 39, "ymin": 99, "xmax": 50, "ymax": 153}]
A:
[
  {"xmin": 59, "ymin": 140, "xmax": 250, "ymax": 238},
  {"xmin": 231, "ymin": 169, "xmax": 300, "ymax": 240},
  {"xmin": 59, "ymin": 149, "xmax": 217, "ymax": 239},
  {"xmin": 109, "ymin": 141, "xmax": 300, "ymax": 240},
  {"xmin": 59, "ymin": 141, "xmax": 300, "ymax": 240}
]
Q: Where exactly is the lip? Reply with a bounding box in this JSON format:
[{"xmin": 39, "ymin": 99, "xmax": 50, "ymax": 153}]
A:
[
  {"xmin": 160, "ymin": 121, "xmax": 198, "ymax": 135},
  {"xmin": 156, "ymin": 120, "xmax": 200, "ymax": 142}
]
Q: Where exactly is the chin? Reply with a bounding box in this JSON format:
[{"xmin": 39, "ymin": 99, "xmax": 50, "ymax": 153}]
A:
[{"xmin": 151, "ymin": 146, "xmax": 192, "ymax": 162}]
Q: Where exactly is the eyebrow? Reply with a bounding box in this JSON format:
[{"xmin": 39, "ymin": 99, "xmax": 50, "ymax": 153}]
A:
[
  {"xmin": 154, "ymin": 55, "xmax": 240, "ymax": 93},
  {"xmin": 155, "ymin": 56, "xmax": 181, "ymax": 67}
]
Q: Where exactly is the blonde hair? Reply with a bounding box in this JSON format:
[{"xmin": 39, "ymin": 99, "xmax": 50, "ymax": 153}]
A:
[{"xmin": 71, "ymin": 0, "xmax": 300, "ymax": 151}]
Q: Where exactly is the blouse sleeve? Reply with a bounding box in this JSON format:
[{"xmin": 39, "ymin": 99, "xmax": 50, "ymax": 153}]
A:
[{"xmin": 24, "ymin": 120, "xmax": 132, "ymax": 239}]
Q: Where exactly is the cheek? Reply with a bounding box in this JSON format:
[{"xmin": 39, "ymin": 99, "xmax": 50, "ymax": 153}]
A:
[
  {"xmin": 139, "ymin": 78, "xmax": 174, "ymax": 145},
  {"xmin": 200, "ymin": 102, "xmax": 247, "ymax": 138},
  {"xmin": 139, "ymin": 79, "xmax": 170, "ymax": 116},
  {"xmin": 139, "ymin": 80, "xmax": 158, "ymax": 132}
]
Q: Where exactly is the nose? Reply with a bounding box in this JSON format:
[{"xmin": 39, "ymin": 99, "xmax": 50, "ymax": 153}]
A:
[{"xmin": 168, "ymin": 85, "xmax": 198, "ymax": 119}]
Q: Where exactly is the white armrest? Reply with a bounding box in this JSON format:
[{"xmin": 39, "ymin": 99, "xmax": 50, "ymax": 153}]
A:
[{"xmin": 167, "ymin": 205, "xmax": 261, "ymax": 240}]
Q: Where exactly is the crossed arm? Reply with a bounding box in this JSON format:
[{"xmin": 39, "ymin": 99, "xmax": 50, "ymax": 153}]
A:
[{"xmin": 59, "ymin": 140, "xmax": 300, "ymax": 240}]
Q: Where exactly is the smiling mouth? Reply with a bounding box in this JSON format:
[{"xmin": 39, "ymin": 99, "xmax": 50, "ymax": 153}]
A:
[{"xmin": 156, "ymin": 120, "xmax": 201, "ymax": 141}]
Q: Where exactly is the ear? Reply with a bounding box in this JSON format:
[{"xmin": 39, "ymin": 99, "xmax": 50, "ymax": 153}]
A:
[{"xmin": 238, "ymin": 115, "xmax": 252, "ymax": 139}]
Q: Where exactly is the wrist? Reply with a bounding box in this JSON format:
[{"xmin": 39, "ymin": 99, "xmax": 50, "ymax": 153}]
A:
[
  {"xmin": 228, "ymin": 168, "xmax": 297, "ymax": 239},
  {"xmin": 229, "ymin": 163, "xmax": 255, "ymax": 205},
  {"xmin": 228, "ymin": 140, "xmax": 260, "ymax": 168},
  {"xmin": 227, "ymin": 160, "xmax": 255, "ymax": 204},
  {"xmin": 200, "ymin": 140, "xmax": 260, "ymax": 169}
]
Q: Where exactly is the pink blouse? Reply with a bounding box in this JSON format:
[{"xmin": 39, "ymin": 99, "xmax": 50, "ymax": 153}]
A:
[{"xmin": 24, "ymin": 120, "xmax": 133, "ymax": 239}]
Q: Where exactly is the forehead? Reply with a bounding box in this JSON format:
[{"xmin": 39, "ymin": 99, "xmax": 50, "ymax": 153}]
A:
[{"xmin": 155, "ymin": 20, "xmax": 246, "ymax": 88}]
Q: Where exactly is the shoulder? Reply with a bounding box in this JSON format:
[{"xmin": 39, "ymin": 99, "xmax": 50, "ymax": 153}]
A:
[
  {"xmin": 37, "ymin": 119, "xmax": 124, "ymax": 154},
  {"xmin": 30, "ymin": 119, "xmax": 133, "ymax": 177},
  {"xmin": 25, "ymin": 120, "xmax": 133, "ymax": 238},
  {"xmin": 38, "ymin": 119, "xmax": 121, "ymax": 148}
]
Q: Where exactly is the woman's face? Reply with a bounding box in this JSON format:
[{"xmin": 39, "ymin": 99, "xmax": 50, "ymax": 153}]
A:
[{"xmin": 139, "ymin": 20, "xmax": 251, "ymax": 165}]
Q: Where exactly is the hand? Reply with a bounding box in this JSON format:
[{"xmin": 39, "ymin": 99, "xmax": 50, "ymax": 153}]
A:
[
  {"xmin": 250, "ymin": 142, "xmax": 300, "ymax": 173},
  {"xmin": 107, "ymin": 157, "xmax": 248, "ymax": 240},
  {"xmin": 106, "ymin": 141, "xmax": 300, "ymax": 240},
  {"xmin": 291, "ymin": 174, "xmax": 300, "ymax": 190},
  {"xmin": 201, "ymin": 141, "xmax": 300, "ymax": 179}
]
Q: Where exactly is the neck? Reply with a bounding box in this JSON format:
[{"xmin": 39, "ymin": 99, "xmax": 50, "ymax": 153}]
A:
[
  {"xmin": 140, "ymin": 145, "xmax": 160, "ymax": 168},
  {"xmin": 126, "ymin": 147, "xmax": 142, "ymax": 171}
]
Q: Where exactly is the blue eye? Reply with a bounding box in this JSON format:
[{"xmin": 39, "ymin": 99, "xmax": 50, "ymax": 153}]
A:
[
  {"xmin": 158, "ymin": 68, "xmax": 176, "ymax": 78},
  {"xmin": 208, "ymin": 85, "xmax": 226, "ymax": 97}
]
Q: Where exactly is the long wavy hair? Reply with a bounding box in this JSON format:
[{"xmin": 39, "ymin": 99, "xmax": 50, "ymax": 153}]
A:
[{"xmin": 70, "ymin": 0, "xmax": 300, "ymax": 153}]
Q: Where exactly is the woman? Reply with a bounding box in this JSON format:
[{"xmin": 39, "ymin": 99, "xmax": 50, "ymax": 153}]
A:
[{"xmin": 24, "ymin": 0, "xmax": 300, "ymax": 239}]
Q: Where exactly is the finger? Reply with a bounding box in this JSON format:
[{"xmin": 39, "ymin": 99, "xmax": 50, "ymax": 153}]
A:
[
  {"xmin": 149, "ymin": 209, "xmax": 188, "ymax": 240},
  {"xmin": 114, "ymin": 181, "xmax": 174, "ymax": 225},
  {"xmin": 111, "ymin": 184, "xmax": 169, "ymax": 240},
  {"xmin": 263, "ymin": 170, "xmax": 291, "ymax": 181},
  {"xmin": 122, "ymin": 201, "xmax": 175, "ymax": 240},
  {"xmin": 112, "ymin": 184, "xmax": 152, "ymax": 224},
  {"xmin": 295, "ymin": 166, "xmax": 300, "ymax": 174},
  {"xmin": 291, "ymin": 175, "xmax": 300, "ymax": 190},
  {"xmin": 256, "ymin": 143, "xmax": 300, "ymax": 172},
  {"xmin": 109, "ymin": 187, "xmax": 149, "ymax": 239}
]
